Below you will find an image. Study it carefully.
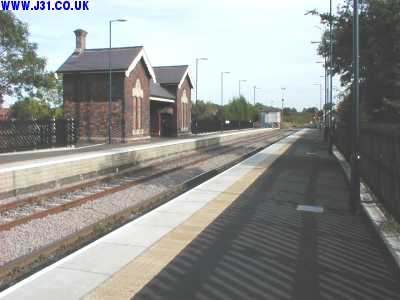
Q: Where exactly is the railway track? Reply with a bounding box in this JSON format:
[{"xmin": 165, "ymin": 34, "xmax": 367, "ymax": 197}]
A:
[
  {"xmin": 0, "ymin": 129, "xmax": 295, "ymax": 291},
  {"xmin": 0, "ymin": 130, "xmax": 291, "ymax": 232}
]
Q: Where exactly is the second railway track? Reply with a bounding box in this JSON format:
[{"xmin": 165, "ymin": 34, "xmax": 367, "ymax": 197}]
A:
[
  {"xmin": 0, "ymin": 130, "xmax": 291, "ymax": 232},
  {"xmin": 0, "ymin": 129, "xmax": 295, "ymax": 291}
]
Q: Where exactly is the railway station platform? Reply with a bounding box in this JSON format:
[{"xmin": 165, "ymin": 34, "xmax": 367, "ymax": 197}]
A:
[
  {"xmin": 1, "ymin": 129, "xmax": 400, "ymax": 300},
  {"xmin": 0, "ymin": 128, "xmax": 273, "ymax": 199},
  {"xmin": 0, "ymin": 129, "xmax": 252, "ymax": 165}
]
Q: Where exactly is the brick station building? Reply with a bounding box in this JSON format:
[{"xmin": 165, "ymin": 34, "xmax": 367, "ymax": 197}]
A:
[{"xmin": 57, "ymin": 29, "xmax": 193, "ymax": 143}]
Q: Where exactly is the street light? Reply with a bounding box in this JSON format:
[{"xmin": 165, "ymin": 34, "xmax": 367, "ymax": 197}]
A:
[
  {"xmin": 328, "ymin": 0, "xmax": 334, "ymax": 154},
  {"xmin": 281, "ymin": 87, "xmax": 286, "ymax": 110},
  {"xmin": 281, "ymin": 87, "xmax": 286, "ymax": 124},
  {"xmin": 108, "ymin": 18, "xmax": 127, "ymax": 144},
  {"xmin": 313, "ymin": 83, "xmax": 323, "ymax": 111},
  {"xmin": 315, "ymin": 57, "xmax": 329, "ymax": 141},
  {"xmin": 221, "ymin": 71, "xmax": 230, "ymax": 132},
  {"xmin": 195, "ymin": 58, "xmax": 208, "ymax": 104},
  {"xmin": 351, "ymin": 0, "xmax": 360, "ymax": 213},
  {"xmin": 238, "ymin": 80, "xmax": 247, "ymax": 97},
  {"xmin": 253, "ymin": 86, "xmax": 260, "ymax": 105}
]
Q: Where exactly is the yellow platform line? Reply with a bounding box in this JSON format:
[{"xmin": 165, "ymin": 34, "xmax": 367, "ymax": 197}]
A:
[{"xmin": 84, "ymin": 139, "xmax": 294, "ymax": 300}]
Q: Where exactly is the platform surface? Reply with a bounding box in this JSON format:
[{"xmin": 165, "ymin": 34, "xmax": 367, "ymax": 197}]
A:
[
  {"xmin": 0, "ymin": 129, "xmax": 264, "ymax": 171},
  {"xmin": 1, "ymin": 129, "xmax": 400, "ymax": 300},
  {"xmin": 0, "ymin": 129, "xmax": 251, "ymax": 167}
]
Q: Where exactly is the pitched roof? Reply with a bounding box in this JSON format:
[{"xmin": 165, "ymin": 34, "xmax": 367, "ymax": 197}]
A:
[
  {"xmin": 154, "ymin": 65, "xmax": 193, "ymax": 88},
  {"xmin": 150, "ymin": 81, "xmax": 176, "ymax": 100},
  {"xmin": 57, "ymin": 47, "xmax": 143, "ymax": 73}
]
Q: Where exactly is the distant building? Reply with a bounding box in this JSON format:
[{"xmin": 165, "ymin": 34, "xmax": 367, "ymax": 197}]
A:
[
  {"xmin": 259, "ymin": 111, "xmax": 281, "ymax": 128},
  {"xmin": 57, "ymin": 29, "xmax": 193, "ymax": 143}
]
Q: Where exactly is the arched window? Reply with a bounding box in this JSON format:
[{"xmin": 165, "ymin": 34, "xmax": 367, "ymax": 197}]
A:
[
  {"xmin": 132, "ymin": 79, "xmax": 144, "ymax": 130},
  {"xmin": 181, "ymin": 90, "xmax": 188, "ymax": 130}
]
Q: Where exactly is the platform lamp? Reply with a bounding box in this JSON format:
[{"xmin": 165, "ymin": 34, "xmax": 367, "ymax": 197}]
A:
[
  {"xmin": 195, "ymin": 58, "xmax": 208, "ymax": 104},
  {"xmin": 221, "ymin": 71, "xmax": 230, "ymax": 132},
  {"xmin": 328, "ymin": 0, "xmax": 334, "ymax": 154},
  {"xmin": 313, "ymin": 83, "xmax": 323, "ymax": 127},
  {"xmin": 239, "ymin": 80, "xmax": 247, "ymax": 98},
  {"xmin": 315, "ymin": 57, "xmax": 329, "ymax": 140},
  {"xmin": 313, "ymin": 83, "xmax": 323, "ymax": 112},
  {"xmin": 108, "ymin": 19, "xmax": 127, "ymax": 145},
  {"xmin": 351, "ymin": 0, "xmax": 361, "ymax": 214},
  {"xmin": 253, "ymin": 86, "xmax": 260, "ymax": 106},
  {"xmin": 194, "ymin": 58, "xmax": 208, "ymax": 133},
  {"xmin": 281, "ymin": 87, "xmax": 286, "ymax": 110}
]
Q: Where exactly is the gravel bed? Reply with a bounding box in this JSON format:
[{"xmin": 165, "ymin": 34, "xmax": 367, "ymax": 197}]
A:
[{"xmin": 0, "ymin": 136, "xmax": 280, "ymax": 267}]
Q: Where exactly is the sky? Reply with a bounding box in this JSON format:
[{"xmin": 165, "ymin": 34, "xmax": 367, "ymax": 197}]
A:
[{"xmin": 9, "ymin": 0, "xmax": 341, "ymax": 110}]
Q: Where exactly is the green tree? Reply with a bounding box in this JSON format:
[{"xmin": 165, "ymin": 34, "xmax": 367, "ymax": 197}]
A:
[
  {"xmin": 10, "ymin": 98, "xmax": 52, "ymax": 120},
  {"xmin": 303, "ymin": 107, "xmax": 319, "ymax": 114},
  {"xmin": 225, "ymin": 96, "xmax": 252, "ymax": 122},
  {"xmin": 192, "ymin": 100, "xmax": 219, "ymax": 121},
  {"xmin": 310, "ymin": 0, "xmax": 400, "ymax": 122},
  {"xmin": 0, "ymin": 12, "xmax": 57, "ymax": 105}
]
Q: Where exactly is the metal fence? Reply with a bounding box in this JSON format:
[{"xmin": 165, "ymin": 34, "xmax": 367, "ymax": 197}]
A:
[
  {"xmin": 0, "ymin": 119, "xmax": 79, "ymax": 153},
  {"xmin": 192, "ymin": 120, "xmax": 254, "ymax": 134},
  {"xmin": 334, "ymin": 125, "xmax": 400, "ymax": 222}
]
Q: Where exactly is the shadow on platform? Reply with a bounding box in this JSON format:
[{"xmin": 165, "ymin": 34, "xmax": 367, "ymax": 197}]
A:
[{"xmin": 133, "ymin": 130, "xmax": 400, "ymax": 300}]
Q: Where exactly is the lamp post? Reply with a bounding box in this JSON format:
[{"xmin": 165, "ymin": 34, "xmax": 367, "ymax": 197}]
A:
[
  {"xmin": 313, "ymin": 83, "xmax": 323, "ymax": 128},
  {"xmin": 221, "ymin": 71, "xmax": 230, "ymax": 132},
  {"xmin": 108, "ymin": 19, "xmax": 127, "ymax": 144},
  {"xmin": 253, "ymin": 86, "xmax": 260, "ymax": 105},
  {"xmin": 195, "ymin": 58, "xmax": 208, "ymax": 104},
  {"xmin": 313, "ymin": 83, "xmax": 323, "ymax": 111},
  {"xmin": 328, "ymin": 0, "xmax": 334, "ymax": 154},
  {"xmin": 314, "ymin": 56, "xmax": 329, "ymax": 140},
  {"xmin": 239, "ymin": 80, "xmax": 247, "ymax": 97},
  {"xmin": 281, "ymin": 87, "xmax": 286, "ymax": 123},
  {"xmin": 351, "ymin": 0, "xmax": 360, "ymax": 213}
]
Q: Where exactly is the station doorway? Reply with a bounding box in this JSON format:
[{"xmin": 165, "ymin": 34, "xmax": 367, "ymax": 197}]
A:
[{"xmin": 150, "ymin": 101, "xmax": 175, "ymax": 137}]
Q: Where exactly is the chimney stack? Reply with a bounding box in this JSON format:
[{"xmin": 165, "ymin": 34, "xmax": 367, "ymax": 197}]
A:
[{"xmin": 74, "ymin": 29, "xmax": 88, "ymax": 54}]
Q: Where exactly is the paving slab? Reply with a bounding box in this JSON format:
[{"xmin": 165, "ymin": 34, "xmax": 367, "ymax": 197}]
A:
[
  {"xmin": 59, "ymin": 243, "xmax": 146, "ymax": 275},
  {"xmin": 101, "ymin": 224, "xmax": 172, "ymax": 248},
  {"xmin": 2, "ymin": 268, "xmax": 107, "ymax": 300}
]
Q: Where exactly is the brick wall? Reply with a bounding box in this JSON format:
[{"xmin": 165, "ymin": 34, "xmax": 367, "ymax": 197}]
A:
[
  {"xmin": 63, "ymin": 73, "xmax": 125, "ymax": 142},
  {"xmin": 64, "ymin": 100, "xmax": 123, "ymax": 142}
]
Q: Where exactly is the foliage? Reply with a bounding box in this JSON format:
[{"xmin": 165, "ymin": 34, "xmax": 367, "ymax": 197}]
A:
[
  {"xmin": 224, "ymin": 96, "xmax": 256, "ymax": 122},
  {"xmin": 282, "ymin": 107, "xmax": 298, "ymax": 115},
  {"xmin": 0, "ymin": 12, "xmax": 47, "ymax": 99},
  {"xmin": 10, "ymin": 98, "xmax": 62, "ymax": 120},
  {"xmin": 35, "ymin": 73, "xmax": 63, "ymax": 108},
  {"xmin": 192, "ymin": 98, "xmax": 319, "ymax": 129},
  {"xmin": 303, "ymin": 107, "xmax": 319, "ymax": 114},
  {"xmin": 311, "ymin": 0, "xmax": 400, "ymax": 123},
  {"xmin": 191, "ymin": 100, "xmax": 219, "ymax": 121},
  {"xmin": 0, "ymin": 12, "xmax": 63, "ymax": 118},
  {"xmin": 282, "ymin": 110, "xmax": 317, "ymax": 128}
]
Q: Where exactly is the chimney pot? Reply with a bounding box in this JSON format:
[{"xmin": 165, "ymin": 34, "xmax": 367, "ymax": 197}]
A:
[{"xmin": 74, "ymin": 29, "xmax": 88, "ymax": 54}]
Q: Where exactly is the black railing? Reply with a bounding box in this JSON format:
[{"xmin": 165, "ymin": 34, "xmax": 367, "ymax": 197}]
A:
[
  {"xmin": 192, "ymin": 120, "xmax": 254, "ymax": 134},
  {"xmin": 334, "ymin": 125, "xmax": 400, "ymax": 222},
  {"xmin": 0, "ymin": 119, "xmax": 79, "ymax": 153}
]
